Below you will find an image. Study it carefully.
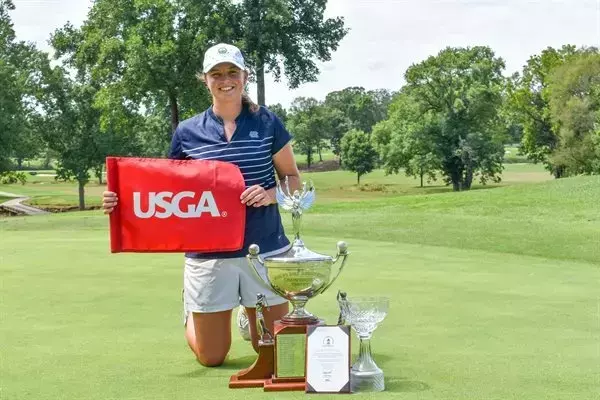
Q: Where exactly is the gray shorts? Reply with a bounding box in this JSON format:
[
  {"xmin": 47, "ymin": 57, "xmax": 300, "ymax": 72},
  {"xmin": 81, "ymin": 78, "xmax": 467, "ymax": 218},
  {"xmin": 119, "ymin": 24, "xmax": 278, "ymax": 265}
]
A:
[{"xmin": 182, "ymin": 248, "xmax": 289, "ymax": 324}]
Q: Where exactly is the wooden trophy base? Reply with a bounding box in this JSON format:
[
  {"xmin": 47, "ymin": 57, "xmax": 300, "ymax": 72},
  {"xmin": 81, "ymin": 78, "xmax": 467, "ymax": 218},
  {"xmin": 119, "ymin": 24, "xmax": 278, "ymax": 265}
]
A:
[
  {"xmin": 228, "ymin": 342, "xmax": 274, "ymax": 388},
  {"xmin": 261, "ymin": 319, "xmax": 325, "ymax": 392},
  {"xmin": 229, "ymin": 319, "xmax": 324, "ymax": 391},
  {"xmin": 264, "ymin": 377, "xmax": 306, "ymax": 392}
]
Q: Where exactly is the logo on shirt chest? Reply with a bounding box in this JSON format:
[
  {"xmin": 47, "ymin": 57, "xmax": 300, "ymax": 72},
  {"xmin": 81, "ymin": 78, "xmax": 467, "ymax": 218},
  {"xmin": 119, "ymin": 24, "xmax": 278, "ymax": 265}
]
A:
[{"xmin": 249, "ymin": 131, "xmax": 259, "ymax": 139}]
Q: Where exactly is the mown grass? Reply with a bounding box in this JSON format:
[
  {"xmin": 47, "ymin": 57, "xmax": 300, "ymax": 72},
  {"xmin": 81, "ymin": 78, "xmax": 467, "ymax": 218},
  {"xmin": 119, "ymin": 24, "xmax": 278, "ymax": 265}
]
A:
[{"xmin": 0, "ymin": 167, "xmax": 598, "ymax": 399}]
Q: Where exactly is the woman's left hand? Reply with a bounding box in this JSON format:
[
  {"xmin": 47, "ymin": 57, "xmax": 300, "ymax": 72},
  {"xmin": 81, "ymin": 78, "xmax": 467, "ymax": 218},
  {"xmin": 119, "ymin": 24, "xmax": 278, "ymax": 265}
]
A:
[{"xmin": 240, "ymin": 185, "xmax": 275, "ymax": 207}]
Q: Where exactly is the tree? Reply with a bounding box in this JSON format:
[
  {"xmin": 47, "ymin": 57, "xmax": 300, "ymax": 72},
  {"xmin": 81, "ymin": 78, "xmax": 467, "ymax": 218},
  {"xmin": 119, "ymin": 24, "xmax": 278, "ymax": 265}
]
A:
[
  {"xmin": 372, "ymin": 92, "xmax": 440, "ymax": 186},
  {"xmin": 287, "ymin": 97, "xmax": 329, "ymax": 168},
  {"xmin": 51, "ymin": 0, "xmax": 237, "ymax": 133},
  {"xmin": 369, "ymin": 88, "xmax": 395, "ymax": 122},
  {"xmin": 390, "ymin": 46, "xmax": 504, "ymax": 191},
  {"xmin": 0, "ymin": 0, "xmax": 48, "ymax": 172},
  {"xmin": 0, "ymin": 0, "xmax": 17, "ymax": 172},
  {"xmin": 0, "ymin": 0, "xmax": 14, "ymax": 53},
  {"xmin": 0, "ymin": 59, "xmax": 19, "ymax": 173},
  {"xmin": 37, "ymin": 67, "xmax": 102, "ymax": 210},
  {"xmin": 237, "ymin": 0, "xmax": 348, "ymax": 105},
  {"xmin": 8, "ymin": 41, "xmax": 50, "ymax": 168},
  {"xmin": 507, "ymin": 45, "xmax": 598, "ymax": 177},
  {"xmin": 324, "ymin": 87, "xmax": 390, "ymax": 134},
  {"xmin": 267, "ymin": 103, "xmax": 288, "ymax": 125},
  {"xmin": 340, "ymin": 129, "xmax": 378, "ymax": 184},
  {"xmin": 547, "ymin": 53, "xmax": 600, "ymax": 175},
  {"xmin": 321, "ymin": 106, "xmax": 351, "ymax": 165}
]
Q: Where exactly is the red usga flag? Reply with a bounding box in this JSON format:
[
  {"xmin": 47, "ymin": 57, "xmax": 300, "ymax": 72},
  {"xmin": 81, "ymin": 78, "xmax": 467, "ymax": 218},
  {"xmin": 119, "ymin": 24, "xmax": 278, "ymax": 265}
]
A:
[{"xmin": 106, "ymin": 157, "xmax": 246, "ymax": 253}]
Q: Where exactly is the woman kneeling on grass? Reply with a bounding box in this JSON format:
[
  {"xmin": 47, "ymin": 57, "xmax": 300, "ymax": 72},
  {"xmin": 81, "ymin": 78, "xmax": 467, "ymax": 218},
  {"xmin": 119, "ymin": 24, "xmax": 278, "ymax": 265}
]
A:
[{"xmin": 102, "ymin": 43, "xmax": 301, "ymax": 366}]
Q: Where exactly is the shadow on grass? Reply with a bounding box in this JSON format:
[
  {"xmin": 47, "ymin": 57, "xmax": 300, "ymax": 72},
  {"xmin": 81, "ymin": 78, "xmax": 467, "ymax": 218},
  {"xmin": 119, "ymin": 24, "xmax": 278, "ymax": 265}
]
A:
[
  {"xmin": 372, "ymin": 353, "xmax": 431, "ymax": 393},
  {"xmin": 178, "ymin": 353, "xmax": 431, "ymax": 393},
  {"xmin": 176, "ymin": 355, "xmax": 258, "ymax": 378},
  {"xmin": 385, "ymin": 377, "xmax": 431, "ymax": 392}
]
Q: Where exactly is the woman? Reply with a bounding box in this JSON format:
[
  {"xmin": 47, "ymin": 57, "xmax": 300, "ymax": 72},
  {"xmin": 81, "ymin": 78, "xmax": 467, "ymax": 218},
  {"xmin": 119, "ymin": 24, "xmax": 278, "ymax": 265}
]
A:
[{"xmin": 102, "ymin": 43, "xmax": 301, "ymax": 367}]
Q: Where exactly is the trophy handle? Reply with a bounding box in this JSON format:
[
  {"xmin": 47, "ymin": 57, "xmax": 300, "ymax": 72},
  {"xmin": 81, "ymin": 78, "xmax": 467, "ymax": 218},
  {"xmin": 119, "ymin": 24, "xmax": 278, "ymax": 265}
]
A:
[
  {"xmin": 246, "ymin": 244, "xmax": 278, "ymax": 293},
  {"xmin": 320, "ymin": 241, "xmax": 349, "ymax": 294}
]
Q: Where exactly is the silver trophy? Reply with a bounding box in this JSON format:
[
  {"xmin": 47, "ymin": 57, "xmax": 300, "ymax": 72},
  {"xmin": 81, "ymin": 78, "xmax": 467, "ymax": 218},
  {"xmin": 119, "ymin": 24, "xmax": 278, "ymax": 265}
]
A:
[
  {"xmin": 247, "ymin": 177, "xmax": 349, "ymax": 325},
  {"xmin": 337, "ymin": 294, "xmax": 390, "ymax": 392}
]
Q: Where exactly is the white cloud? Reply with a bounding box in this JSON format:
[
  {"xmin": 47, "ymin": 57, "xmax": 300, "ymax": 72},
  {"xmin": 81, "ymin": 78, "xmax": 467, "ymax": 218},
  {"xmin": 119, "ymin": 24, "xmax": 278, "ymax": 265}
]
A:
[{"xmin": 9, "ymin": 0, "xmax": 600, "ymax": 108}]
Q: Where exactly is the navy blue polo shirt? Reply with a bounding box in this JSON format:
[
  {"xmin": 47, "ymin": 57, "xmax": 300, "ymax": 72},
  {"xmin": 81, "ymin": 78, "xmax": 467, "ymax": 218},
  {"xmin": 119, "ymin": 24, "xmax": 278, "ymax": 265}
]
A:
[{"xmin": 168, "ymin": 104, "xmax": 292, "ymax": 259}]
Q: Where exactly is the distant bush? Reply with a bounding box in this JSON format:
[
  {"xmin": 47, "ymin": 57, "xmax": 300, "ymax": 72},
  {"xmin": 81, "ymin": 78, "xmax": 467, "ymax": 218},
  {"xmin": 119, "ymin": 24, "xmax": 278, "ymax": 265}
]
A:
[
  {"xmin": 357, "ymin": 183, "xmax": 388, "ymax": 192},
  {"xmin": 0, "ymin": 172, "xmax": 27, "ymax": 185}
]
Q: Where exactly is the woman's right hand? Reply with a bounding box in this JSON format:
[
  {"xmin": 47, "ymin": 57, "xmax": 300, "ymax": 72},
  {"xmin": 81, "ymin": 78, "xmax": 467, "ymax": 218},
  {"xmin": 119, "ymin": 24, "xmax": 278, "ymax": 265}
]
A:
[{"xmin": 102, "ymin": 191, "xmax": 118, "ymax": 214}]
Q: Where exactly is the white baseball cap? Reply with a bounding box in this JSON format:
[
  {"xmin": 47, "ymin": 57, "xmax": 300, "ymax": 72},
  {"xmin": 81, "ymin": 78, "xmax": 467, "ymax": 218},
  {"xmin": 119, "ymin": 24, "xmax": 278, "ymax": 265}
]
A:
[{"xmin": 202, "ymin": 43, "xmax": 246, "ymax": 73}]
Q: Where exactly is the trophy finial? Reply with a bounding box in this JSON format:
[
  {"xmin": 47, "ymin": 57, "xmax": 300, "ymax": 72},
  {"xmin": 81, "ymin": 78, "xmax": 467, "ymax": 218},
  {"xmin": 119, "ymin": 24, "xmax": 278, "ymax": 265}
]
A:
[
  {"xmin": 275, "ymin": 178, "xmax": 316, "ymax": 212},
  {"xmin": 248, "ymin": 244, "xmax": 260, "ymax": 256},
  {"xmin": 275, "ymin": 178, "xmax": 316, "ymax": 244}
]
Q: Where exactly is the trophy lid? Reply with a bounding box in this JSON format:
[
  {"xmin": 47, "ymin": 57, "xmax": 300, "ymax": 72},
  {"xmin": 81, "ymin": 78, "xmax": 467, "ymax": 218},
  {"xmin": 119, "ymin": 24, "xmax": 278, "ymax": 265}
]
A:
[{"xmin": 265, "ymin": 240, "xmax": 333, "ymax": 264}]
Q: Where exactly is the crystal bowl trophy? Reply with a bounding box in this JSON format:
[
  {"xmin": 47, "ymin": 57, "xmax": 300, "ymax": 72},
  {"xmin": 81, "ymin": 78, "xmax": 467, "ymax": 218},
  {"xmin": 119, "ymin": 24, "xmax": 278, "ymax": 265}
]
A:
[
  {"xmin": 229, "ymin": 179, "xmax": 349, "ymax": 391},
  {"xmin": 337, "ymin": 293, "xmax": 389, "ymax": 392}
]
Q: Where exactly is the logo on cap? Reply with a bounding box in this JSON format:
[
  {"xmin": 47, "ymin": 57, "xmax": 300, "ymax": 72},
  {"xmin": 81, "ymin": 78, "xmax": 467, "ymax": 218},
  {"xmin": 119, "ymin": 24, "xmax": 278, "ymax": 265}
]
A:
[{"xmin": 218, "ymin": 47, "xmax": 228, "ymax": 55}]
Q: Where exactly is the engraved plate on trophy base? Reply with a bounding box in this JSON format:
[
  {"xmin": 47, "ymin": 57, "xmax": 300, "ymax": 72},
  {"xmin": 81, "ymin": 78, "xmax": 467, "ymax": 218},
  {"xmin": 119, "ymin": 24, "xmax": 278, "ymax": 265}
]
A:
[
  {"xmin": 263, "ymin": 320, "xmax": 324, "ymax": 392},
  {"xmin": 276, "ymin": 332, "xmax": 306, "ymax": 378}
]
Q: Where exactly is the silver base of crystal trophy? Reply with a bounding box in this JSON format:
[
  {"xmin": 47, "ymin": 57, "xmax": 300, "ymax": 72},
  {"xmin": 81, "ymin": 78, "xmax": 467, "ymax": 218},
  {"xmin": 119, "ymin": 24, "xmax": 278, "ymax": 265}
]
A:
[{"xmin": 338, "ymin": 294, "xmax": 389, "ymax": 392}]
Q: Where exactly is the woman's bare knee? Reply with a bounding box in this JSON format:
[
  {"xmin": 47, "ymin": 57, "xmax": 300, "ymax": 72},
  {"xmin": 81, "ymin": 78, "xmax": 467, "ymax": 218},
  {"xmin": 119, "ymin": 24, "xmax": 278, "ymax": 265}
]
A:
[{"xmin": 196, "ymin": 351, "xmax": 227, "ymax": 367}]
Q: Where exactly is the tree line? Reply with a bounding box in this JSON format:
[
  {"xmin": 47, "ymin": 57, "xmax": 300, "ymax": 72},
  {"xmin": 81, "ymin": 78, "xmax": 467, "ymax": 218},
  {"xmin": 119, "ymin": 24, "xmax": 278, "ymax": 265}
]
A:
[
  {"xmin": 1, "ymin": 0, "xmax": 599, "ymax": 209},
  {"xmin": 285, "ymin": 45, "xmax": 600, "ymax": 188}
]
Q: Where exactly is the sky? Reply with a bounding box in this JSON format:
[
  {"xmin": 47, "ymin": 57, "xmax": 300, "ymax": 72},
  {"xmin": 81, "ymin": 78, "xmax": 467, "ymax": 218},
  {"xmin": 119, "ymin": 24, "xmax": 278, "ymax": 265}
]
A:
[{"xmin": 9, "ymin": 0, "xmax": 600, "ymax": 108}]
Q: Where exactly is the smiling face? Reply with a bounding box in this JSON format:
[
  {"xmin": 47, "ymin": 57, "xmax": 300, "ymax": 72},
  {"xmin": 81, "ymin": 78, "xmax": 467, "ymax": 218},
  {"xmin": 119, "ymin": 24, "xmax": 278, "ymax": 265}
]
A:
[{"xmin": 204, "ymin": 62, "xmax": 248, "ymax": 104}]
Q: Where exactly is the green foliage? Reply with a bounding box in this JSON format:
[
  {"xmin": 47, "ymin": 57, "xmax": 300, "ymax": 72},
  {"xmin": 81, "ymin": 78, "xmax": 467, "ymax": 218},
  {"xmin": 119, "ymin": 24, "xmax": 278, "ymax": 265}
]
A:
[
  {"xmin": 546, "ymin": 52, "xmax": 600, "ymax": 175},
  {"xmin": 51, "ymin": 0, "xmax": 227, "ymax": 132},
  {"xmin": 266, "ymin": 103, "xmax": 288, "ymax": 124},
  {"xmin": 0, "ymin": 0, "xmax": 15, "ymax": 52},
  {"xmin": 237, "ymin": 0, "xmax": 348, "ymax": 104},
  {"xmin": 375, "ymin": 47, "xmax": 506, "ymax": 191},
  {"xmin": 372, "ymin": 91, "xmax": 440, "ymax": 186},
  {"xmin": 404, "ymin": 46, "xmax": 506, "ymax": 190},
  {"xmin": 287, "ymin": 97, "xmax": 329, "ymax": 168},
  {"xmin": 324, "ymin": 87, "xmax": 393, "ymax": 134},
  {"xmin": 320, "ymin": 106, "xmax": 352, "ymax": 164},
  {"xmin": 0, "ymin": 0, "xmax": 49, "ymax": 172},
  {"xmin": 35, "ymin": 66, "xmax": 107, "ymax": 210},
  {"xmin": 340, "ymin": 129, "xmax": 378, "ymax": 184},
  {"xmin": 0, "ymin": 171, "xmax": 26, "ymax": 185},
  {"xmin": 507, "ymin": 45, "xmax": 599, "ymax": 176},
  {"xmin": 0, "ymin": 58, "xmax": 19, "ymax": 172}
]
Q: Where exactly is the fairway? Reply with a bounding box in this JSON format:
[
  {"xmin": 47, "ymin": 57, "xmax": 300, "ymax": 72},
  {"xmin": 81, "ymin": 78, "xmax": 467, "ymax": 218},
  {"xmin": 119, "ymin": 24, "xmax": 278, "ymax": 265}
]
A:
[{"xmin": 1, "ymin": 170, "xmax": 599, "ymax": 399}]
